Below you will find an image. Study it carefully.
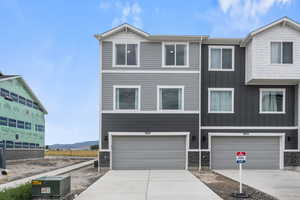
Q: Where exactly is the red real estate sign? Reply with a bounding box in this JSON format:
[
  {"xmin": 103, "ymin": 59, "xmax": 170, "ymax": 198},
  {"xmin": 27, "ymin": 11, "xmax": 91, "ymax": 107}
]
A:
[{"xmin": 236, "ymin": 152, "xmax": 247, "ymax": 156}]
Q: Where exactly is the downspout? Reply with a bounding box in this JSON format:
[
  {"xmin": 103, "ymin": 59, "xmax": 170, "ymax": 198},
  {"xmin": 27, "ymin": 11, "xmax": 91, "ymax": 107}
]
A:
[{"xmin": 199, "ymin": 37, "xmax": 202, "ymax": 171}]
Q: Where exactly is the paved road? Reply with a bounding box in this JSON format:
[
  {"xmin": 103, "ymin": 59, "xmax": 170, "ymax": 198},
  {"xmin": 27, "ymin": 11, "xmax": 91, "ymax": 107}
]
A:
[
  {"xmin": 76, "ymin": 170, "xmax": 222, "ymax": 200},
  {"xmin": 0, "ymin": 160, "xmax": 94, "ymax": 190},
  {"xmin": 216, "ymin": 170, "xmax": 300, "ymax": 200}
]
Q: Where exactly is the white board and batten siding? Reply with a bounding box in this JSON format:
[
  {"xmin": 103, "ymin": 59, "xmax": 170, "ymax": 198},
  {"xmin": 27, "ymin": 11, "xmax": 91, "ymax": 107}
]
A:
[{"xmin": 246, "ymin": 24, "xmax": 300, "ymax": 83}]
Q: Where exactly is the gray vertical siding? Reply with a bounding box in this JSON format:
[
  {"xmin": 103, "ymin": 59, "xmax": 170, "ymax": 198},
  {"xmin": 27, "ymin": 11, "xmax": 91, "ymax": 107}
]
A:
[
  {"xmin": 102, "ymin": 41, "xmax": 200, "ymax": 70},
  {"xmin": 102, "ymin": 73, "xmax": 199, "ymax": 111},
  {"xmin": 201, "ymin": 45, "xmax": 296, "ymax": 126}
]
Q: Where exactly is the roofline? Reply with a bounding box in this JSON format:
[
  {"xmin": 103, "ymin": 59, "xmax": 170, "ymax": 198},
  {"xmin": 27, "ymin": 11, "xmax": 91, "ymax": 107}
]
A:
[{"xmin": 0, "ymin": 76, "xmax": 48, "ymax": 114}]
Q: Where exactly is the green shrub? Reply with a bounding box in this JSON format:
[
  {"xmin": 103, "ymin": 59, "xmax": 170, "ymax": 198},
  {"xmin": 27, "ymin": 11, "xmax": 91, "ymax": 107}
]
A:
[{"xmin": 0, "ymin": 183, "xmax": 32, "ymax": 200}]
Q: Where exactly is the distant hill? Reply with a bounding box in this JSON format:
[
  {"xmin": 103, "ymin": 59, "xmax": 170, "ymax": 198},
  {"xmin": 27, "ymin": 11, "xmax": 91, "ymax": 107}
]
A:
[{"xmin": 48, "ymin": 140, "xmax": 98, "ymax": 150}]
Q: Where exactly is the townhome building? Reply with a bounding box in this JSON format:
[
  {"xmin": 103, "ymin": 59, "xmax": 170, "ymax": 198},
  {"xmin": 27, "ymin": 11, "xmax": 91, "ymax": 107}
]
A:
[{"xmin": 95, "ymin": 17, "xmax": 300, "ymax": 170}]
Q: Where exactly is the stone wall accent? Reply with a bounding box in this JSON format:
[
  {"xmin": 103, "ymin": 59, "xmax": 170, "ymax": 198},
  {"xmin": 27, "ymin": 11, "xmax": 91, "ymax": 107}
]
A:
[
  {"xmin": 5, "ymin": 149, "xmax": 44, "ymax": 160},
  {"xmin": 188, "ymin": 151, "xmax": 199, "ymax": 169},
  {"xmin": 284, "ymin": 152, "xmax": 300, "ymax": 166},
  {"xmin": 99, "ymin": 151, "xmax": 110, "ymax": 168},
  {"xmin": 201, "ymin": 151, "xmax": 210, "ymax": 168}
]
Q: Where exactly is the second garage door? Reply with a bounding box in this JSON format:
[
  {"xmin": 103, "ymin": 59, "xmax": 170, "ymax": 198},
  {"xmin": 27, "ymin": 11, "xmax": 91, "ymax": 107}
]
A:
[
  {"xmin": 112, "ymin": 135, "xmax": 186, "ymax": 170},
  {"xmin": 211, "ymin": 136, "xmax": 280, "ymax": 169}
]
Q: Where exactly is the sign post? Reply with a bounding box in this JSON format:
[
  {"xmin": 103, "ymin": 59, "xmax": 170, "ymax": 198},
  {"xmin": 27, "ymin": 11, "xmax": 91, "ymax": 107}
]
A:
[{"xmin": 232, "ymin": 152, "xmax": 249, "ymax": 198}]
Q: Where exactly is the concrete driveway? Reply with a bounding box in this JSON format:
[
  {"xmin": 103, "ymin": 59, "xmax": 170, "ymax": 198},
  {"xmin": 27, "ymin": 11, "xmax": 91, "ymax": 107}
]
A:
[
  {"xmin": 216, "ymin": 170, "xmax": 300, "ymax": 200},
  {"xmin": 76, "ymin": 170, "xmax": 222, "ymax": 200}
]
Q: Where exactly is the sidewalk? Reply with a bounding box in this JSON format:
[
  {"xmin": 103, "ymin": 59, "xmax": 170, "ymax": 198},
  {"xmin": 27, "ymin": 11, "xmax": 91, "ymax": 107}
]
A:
[{"xmin": 0, "ymin": 159, "xmax": 94, "ymax": 190}]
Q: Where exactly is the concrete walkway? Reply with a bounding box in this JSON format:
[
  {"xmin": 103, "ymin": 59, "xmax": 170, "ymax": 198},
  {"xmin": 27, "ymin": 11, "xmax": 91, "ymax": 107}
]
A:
[
  {"xmin": 216, "ymin": 170, "xmax": 300, "ymax": 200},
  {"xmin": 0, "ymin": 159, "xmax": 94, "ymax": 190},
  {"xmin": 76, "ymin": 170, "xmax": 222, "ymax": 200}
]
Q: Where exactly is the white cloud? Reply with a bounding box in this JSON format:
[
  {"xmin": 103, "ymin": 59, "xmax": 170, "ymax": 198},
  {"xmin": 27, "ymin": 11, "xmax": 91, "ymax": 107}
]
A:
[
  {"xmin": 197, "ymin": 0, "xmax": 292, "ymax": 37},
  {"xmin": 99, "ymin": 1, "xmax": 143, "ymax": 28}
]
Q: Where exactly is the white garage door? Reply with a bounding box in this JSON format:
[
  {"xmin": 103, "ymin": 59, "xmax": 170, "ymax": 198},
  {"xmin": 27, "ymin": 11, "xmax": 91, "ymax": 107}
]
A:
[
  {"xmin": 211, "ymin": 136, "xmax": 280, "ymax": 169},
  {"xmin": 112, "ymin": 135, "xmax": 186, "ymax": 170}
]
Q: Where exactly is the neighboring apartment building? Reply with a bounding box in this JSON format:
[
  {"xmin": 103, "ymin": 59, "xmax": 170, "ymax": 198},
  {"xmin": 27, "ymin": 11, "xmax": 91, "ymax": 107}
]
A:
[
  {"xmin": 0, "ymin": 72, "xmax": 47, "ymax": 160},
  {"xmin": 96, "ymin": 17, "xmax": 300, "ymax": 170}
]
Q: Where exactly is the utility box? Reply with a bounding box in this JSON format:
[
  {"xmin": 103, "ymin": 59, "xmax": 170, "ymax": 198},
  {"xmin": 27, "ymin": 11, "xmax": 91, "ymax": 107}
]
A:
[{"xmin": 32, "ymin": 176, "xmax": 71, "ymax": 200}]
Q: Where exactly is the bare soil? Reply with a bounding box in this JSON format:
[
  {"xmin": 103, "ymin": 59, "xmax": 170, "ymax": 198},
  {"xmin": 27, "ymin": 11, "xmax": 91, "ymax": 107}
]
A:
[
  {"xmin": 192, "ymin": 170, "xmax": 278, "ymax": 200},
  {"xmin": 1, "ymin": 157, "xmax": 90, "ymax": 183}
]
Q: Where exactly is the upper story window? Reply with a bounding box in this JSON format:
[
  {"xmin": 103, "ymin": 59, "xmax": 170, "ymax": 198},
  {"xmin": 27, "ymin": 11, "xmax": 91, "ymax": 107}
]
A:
[
  {"xmin": 8, "ymin": 119, "xmax": 16, "ymax": 127},
  {"xmin": 114, "ymin": 86, "xmax": 140, "ymax": 111},
  {"xmin": 209, "ymin": 46, "xmax": 234, "ymax": 71},
  {"xmin": 0, "ymin": 88, "xmax": 9, "ymax": 97},
  {"xmin": 271, "ymin": 42, "xmax": 293, "ymax": 64},
  {"xmin": 158, "ymin": 86, "xmax": 184, "ymax": 111},
  {"xmin": 0, "ymin": 117, "xmax": 7, "ymax": 126},
  {"xmin": 19, "ymin": 96, "xmax": 26, "ymax": 105},
  {"xmin": 259, "ymin": 88, "xmax": 285, "ymax": 114},
  {"xmin": 208, "ymin": 88, "xmax": 234, "ymax": 113},
  {"xmin": 10, "ymin": 93, "xmax": 18, "ymax": 102},
  {"xmin": 163, "ymin": 43, "xmax": 188, "ymax": 67},
  {"xmin": 114, "ymin": 43, "xmax": 138, "ymax": 67}
]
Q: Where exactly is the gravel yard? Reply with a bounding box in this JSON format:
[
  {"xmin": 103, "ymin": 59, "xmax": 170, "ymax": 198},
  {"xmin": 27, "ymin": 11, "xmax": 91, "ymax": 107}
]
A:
[
  {"xmin": 1, "ymin": 157, "xmax": 91, "ymax": 183},
  {"xmin": 192, "ymin": 170, "xmax": 278, "ymax": 200}
]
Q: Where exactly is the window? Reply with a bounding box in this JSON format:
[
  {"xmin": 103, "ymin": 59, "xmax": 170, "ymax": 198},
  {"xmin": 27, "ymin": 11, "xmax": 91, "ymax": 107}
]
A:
[
  {"xmin": 6, "ymin": 141, "xmax": 14, "ymax": 148},
  {"xmin": 19, "ymin": 96, "xmax": 26, "ymax": 105},
  {"xmin": 25, "ymin": 122, "xmax": 31, "ymax": 130},
  {"xmin": 260, "ymin": 88, "xmax": 285, "ymax": 114},
  {"xmin": 271, "ymin": 42, "xmax": 293, "ymax": 64},
  {"xmin": 23, "ymin": 142, "xmax": 29, "ymax": 148},
  {"xmin": 0, "ymin": 88, "xmax": 9, "ymax": 97},
  {"xmin": 209, "ymin": 46, "xmax": 234, "ymax": 71},
  {"xmin": 208, "ymin": 88, "xmax": 234, "ymax": 113},
  {"xmin": 0, "ymin": 117, "xmax": 7, "ymax": 126},
  {"xmin": 164, "ymin": 43, "xmax": 188, "ymax": 67},
  {"xmin": 10, "ymin": 93, "xmax": 18, "ymax": 102},
  {"xmin": 115, "ymin": 43, "xmax": 138, "ymax": 66},
  {"xmin": 15, "ymin": 142, "xmax": 22, "ymax": 148},
  {"xmin": 158, "ymin": 86, "xmax": 184, "ymax": 110},
  {"xmin": 8, "ymin": 119, "xmax": 16, "ymax": 127},
  {"xmin": 17, "ymin": 120, "xmax": 25, "ymax": 129},
  {"xmin": 26, "ymin": 99, "xmax": 33, "ymax": 107},
  {"xmin": 114, "ymin": 86, "xmax": 140, "ymax": 110},
  {"xmin": 33, "ymin": 102, "xmax": 39, "ymax": 110}
]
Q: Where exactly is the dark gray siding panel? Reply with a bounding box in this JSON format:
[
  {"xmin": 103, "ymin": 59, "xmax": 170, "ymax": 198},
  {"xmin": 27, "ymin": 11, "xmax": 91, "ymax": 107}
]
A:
[
  {"xmin": 201, "ymin": 129, "xmax": 298, "ymax": 149},
  {"xmin": 102, "ymin": 41, "xmax": 112, "ymax": 69},
  {"xmin": 201, "ymin": 45, "xmax": 295, "ymax": 126},
  {"xmin": 102, "ymin": 114, "xmax": 199, "ymax": 149}
]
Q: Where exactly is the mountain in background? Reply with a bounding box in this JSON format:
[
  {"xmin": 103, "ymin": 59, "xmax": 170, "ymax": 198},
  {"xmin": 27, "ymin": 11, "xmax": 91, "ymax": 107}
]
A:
[{"xmin": 48, "ymin": 140, "xmax": 98, "ymax": 150}]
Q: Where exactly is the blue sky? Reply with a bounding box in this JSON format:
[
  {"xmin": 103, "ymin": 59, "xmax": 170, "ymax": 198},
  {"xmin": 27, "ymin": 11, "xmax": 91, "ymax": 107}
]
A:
[{"xmin": 0, "ymin": 0, "xmax": 299, "ymax": 145}]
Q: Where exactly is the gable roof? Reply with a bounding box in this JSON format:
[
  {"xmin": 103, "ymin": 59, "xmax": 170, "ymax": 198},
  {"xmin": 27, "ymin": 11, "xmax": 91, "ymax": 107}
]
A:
[
  {"xmin": 0, "ymin": 75, "xmax": 48, "ymax": 114},
  {"xmin": 241, "ymin": 16, "xmax": 300, "ymax": 46}
]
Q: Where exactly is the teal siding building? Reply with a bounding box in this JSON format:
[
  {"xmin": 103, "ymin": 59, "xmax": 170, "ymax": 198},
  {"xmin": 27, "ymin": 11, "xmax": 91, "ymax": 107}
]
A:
[{"xmin": 0, "ymin": 72, "xmax": 47, "ymax": 151}]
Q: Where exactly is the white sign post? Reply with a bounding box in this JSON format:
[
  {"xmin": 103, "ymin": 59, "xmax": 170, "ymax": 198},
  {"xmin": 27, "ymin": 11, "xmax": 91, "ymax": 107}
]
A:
[{"xmin": 234, "ymin": 152, "xmax": 248, "ymax": 197}]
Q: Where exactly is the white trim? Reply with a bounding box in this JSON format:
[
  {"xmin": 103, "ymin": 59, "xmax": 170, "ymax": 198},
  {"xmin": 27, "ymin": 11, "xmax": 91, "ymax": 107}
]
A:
[
  {"xmin": 100, "ymin": 24, "xmax": 149, "ymax": 38},
  {"xmin": 208, "ymin": 88, "xmax": 234, "ymax": 113},
  {"xmin": 259, "ymin": 88, "xmax": 286, "ymax": 114},
  {"xmin": 201, "ymin": 126, "xmax": 297, "ymax": 130},
  {"xmin": 108, "ymin": 132, "xmax": 190, "ymax": 170},
  {"xmin": 208, "ymin": 45, "xmax": 235, "ymax": 71},
  {"xmin": 208, "ymin": 132, "xmax": 285, "ymax": 169},
  {"xmin": 102, "ymin": 70, "xmax": 200, "ymax": 74},
  {"xmin": 284, "ymin": 149, "xmax": 300, "ymax": 152},
  {"xmin": 198, "ymin": 41, "xmax": 202, "ymax": 170},
  {"xmin": 112, "ymin": 41, "xmax": 140, "ymax": 68},
  {"xmin": 162, "ymin": 42, "xmax": 189, "ymax": 68},
  {"xmin": 113, "ymin": 85, "xmax": 141, "ymax": 111},
  {"xmin": 269, "ymin": 41, "xmax": 294, "ymax": 65},
  {"xmin": 102, "ymin": 110, "xmax": 199, "ymax": 114},
  {"xmin": 156, "ymin": 85, "xmax": 184, "ymax": 111}
]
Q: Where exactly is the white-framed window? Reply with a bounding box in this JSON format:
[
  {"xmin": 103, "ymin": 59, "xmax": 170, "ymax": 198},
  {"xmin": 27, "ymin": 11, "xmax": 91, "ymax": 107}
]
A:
[
  {"xmin": 113, "ymin": 42, "xmax": 139, "ymax": 67},
  {"xmin": 208, "ymin": 88, "xmax": 234, "ymax": 113},
  {"xmin": 157, "ymin": 86, "xmax": 184, "ymax": 111},
  {"xmin": 270, "ymin": 41, "xmax": 293, "ymax": 64},
  {"xmin": 113, "ymin": 85, "xmax": 140, "ymax": 111},
  {"xmin": 162, "ymin": 42, "xmax": 189, "ymax": 67},
  {"xmin": 208, "ymin": 46, "xmax": 234, "ymax": 71},
  {"xmin": 259, "ymin": 88, "xmax": 286, "ymax": 114}
]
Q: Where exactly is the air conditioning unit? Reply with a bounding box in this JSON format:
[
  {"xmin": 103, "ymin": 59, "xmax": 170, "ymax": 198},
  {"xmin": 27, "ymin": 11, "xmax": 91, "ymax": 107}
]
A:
[{"xmin": 32, "ymin": 176, "xmax": 71, "ymax": 200}]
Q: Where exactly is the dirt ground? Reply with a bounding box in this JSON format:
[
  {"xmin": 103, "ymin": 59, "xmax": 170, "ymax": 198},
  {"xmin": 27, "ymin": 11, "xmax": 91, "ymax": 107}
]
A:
[
  {"xmin": 61, "ymin": 165, "xmax": 107, "ymax": 199},
  {"xmin": 1, "ymin": 157, "xmax": 90, "ymax": 183},
  {"xmin": 192, "ymin": 170, "xmax": 278, "ymax": 200}
]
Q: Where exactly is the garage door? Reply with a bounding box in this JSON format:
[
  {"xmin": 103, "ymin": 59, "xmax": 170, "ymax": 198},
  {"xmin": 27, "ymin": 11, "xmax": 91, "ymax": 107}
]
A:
[
  {"xmin": 112, "ymin": 135, "xmax": 186, "ymax": 170},
  {"xmin": 211, "ymin": 136, "xmax": 280, "ymax": 169}
]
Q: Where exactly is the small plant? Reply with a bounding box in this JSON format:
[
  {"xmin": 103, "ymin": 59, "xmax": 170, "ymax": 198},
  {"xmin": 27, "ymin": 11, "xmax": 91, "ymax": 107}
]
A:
[{"xmin": 0, "ymin": 183, "xmax": 32, "ymax": 200}]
